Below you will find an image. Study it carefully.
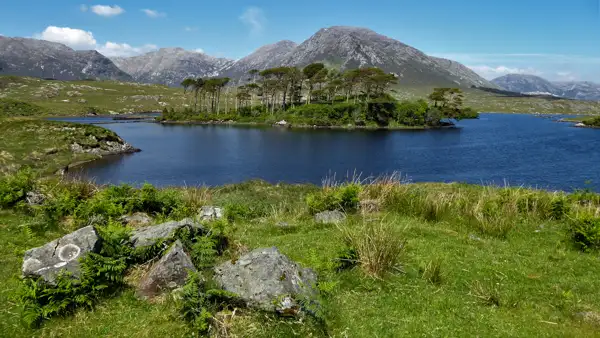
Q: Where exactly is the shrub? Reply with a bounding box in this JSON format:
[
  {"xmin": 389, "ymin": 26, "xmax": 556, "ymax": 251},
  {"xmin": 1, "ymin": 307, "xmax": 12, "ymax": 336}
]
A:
[
  {"xmin": 306, "ymin": 184, "xmax": 361, "ymax": 214},
  {"xmin": 568, "ymin": 211, "xmax": 600, "ymax": 251},
  {"xmin": 395, "ymin": 100, "xmax": 427, "ymax": 126},
  {"xmin": 340, "ymin": 219, "xmax": 405, "ymax": 278},
  {"xmin": 225, "ymin": 203, "xmax": 267, "ymax": 222},
  {"xmin": 366, "ymin": 100, "xmax": 396, "ymax": 126},
  {"xmin": 0, "ymin": 168, "xmax": 35, "ymax": 208}
]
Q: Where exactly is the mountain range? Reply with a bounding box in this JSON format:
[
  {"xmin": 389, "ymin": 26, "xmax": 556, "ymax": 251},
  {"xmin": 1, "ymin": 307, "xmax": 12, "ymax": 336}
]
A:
[
  {"xmin": 0, "ymin": 36, "xmax": 131, "ymax": 81},
  {"xmin": 0, "ymin": 26, "xmax": 497, "ymax": 89},
  {"xmin": 492, "ymin": 74, "xmax": 600, "ymax": 101}
]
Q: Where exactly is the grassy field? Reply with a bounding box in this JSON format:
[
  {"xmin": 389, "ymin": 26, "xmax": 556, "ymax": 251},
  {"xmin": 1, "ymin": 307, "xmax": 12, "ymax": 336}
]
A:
[
  {"xmin": 1, "ymin": 174, "xmax": 600, "ymax": 337},
  {"xmin": 394, "ymin": 85, "xmax": 600, "ymax": 115},
  {"xmin": 2, "ymin": 75, "xmax": 600, "ymax": 117}
]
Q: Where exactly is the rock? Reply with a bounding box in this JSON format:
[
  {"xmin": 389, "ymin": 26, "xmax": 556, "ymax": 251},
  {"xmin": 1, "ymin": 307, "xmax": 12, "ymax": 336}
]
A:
[
  {"xmin": 137, "ymin": 240, "xmax": 197, "ymax": 299},
  {"xmin": 314, "ymin": 210, "xmax": 346, "ymax": 224},
  {"xmin": 70, "ymin": 143, "xmax": 85, "ymax": 153},
  {"xmin": 78, "ymin": 99, "xmax": 88, "ymax": 104},
  {"xmin": 275, "ymin": 120, "xmax": 288, "ymax": 126},
  {"xmin": 22, "ymin": 226, "xmax": 101, "ymax": 284},
  {"xmin": 575, "ymin": 311, "xmax": 600, "ymax": 325},
  {"xmin": 575, "ymin": 122, "xmax": 586, "ymax": 128},
  {"xmin": 214, "ymin": 247, "xmax": 318, "ymax": 314},
  {"xmin": 25, "ymin": 191, "xmax": 45, "ymax": 206},
  {"xmin": 130, "ymin": 218, "xmax": 204, "ymax": 249},
  {"xmin": 198, "ymin": 206, "xmax": 223, "ymax": 221},
  {"xmin": 119, "ymin": 212, "xmax": 153, "ymax": 227},
  {"xmin": 44, "ymin": 147, "xmax": 58, "ymax": 155}
]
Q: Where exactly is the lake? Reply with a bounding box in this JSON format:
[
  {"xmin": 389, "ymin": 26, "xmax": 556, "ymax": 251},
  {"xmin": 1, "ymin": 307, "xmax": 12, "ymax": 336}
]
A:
[{"xmin": 55, "ymin": 114, "xmax": 600, "ymax": 191}]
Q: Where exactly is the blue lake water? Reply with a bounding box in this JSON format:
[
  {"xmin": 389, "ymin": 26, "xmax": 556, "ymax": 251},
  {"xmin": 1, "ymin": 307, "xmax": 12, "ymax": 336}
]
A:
[{"xmin": 56, "ymin": 114, "xmax": 600, "ymax": 191}]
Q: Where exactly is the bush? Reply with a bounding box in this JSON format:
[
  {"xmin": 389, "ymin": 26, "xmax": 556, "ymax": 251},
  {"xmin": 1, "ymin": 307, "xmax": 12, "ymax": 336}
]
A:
[
  {"xmin": 395, "ymin": 100, "xmax": 427, "ymax": 126},
  {"xmin": 568, "ymin": 211, "xmax": 600, "ymax": 251},
  {"xmin": 0, "ymin": 168, "xmax": 35, "ymax": 208},
  {"xmin": 306, "ymin": 184, "xmax": 361, "ymax": 214},
  {"xmin": 366, "ymin": 100, "xmax": 396, "ymax": 127}
]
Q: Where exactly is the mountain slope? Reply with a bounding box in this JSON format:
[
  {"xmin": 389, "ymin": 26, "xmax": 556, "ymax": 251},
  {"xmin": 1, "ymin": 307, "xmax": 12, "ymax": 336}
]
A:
[
  {"xmin": 111, "ymin": 48, "xmax": 234, "ymax": 86},
  {"xmin": 221, "ymin": 40, "xmax": 298, "ymax": 81},
  {"xmin": 275, "ymin": 26, "xmax": 495, "ymax": 87},
  {"xmin": 0, "ymin": 37, "xmax": 132, "ymax": 81},
  {"xmin": 492, "ymin": 74, "xmax": 600, "ymax": 101},
  {"xmin": 491, "ymin": 74, "xmax": 558, "ymax": 95}
]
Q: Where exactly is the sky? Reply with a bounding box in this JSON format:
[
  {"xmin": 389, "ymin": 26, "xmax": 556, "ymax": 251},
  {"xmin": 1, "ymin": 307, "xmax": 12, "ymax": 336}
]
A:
[{"xmin": 0, "ymin": 0, "xmax": 599, "ymax": 82}]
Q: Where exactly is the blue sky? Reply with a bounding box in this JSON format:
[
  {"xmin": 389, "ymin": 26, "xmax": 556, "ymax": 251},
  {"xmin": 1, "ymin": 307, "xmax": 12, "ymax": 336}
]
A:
[{"xmin": 1, "ymin": 0, "xmax": 599, "ymax": 81}]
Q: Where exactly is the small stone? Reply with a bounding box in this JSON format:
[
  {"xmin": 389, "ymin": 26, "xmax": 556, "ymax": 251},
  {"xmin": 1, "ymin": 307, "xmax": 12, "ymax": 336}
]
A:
[
  {"xmin": 575, "ymin": 311, "xmax": 600, "ymax": 325},
  {"xmin": 119, "ymin": 212, "xmax": 152, "ymax": 227},
  {"xmin": 25, "ymin": 191, "xmax": 45, "ymax": 206},
  {"xmin": 277, "ymin": 221, "xmax": 290, "ymax": 228},
  {"xmin": 469, "ymin": 234, "xmax": 482, "ymax": 241},
  {"xmin": 198, "ymin": 206, "xmax": 223, "ymax": 221},
  {"xmin": 314, "ymin": 210, "xmax": 346, "ymax": 224},
  {"xmin": 22, "ymin": 226, "xmax": 101, "ymax": 284},
  {"xmin": 137, "ymin": 240, "xmax": 197, "ymax": 299}
]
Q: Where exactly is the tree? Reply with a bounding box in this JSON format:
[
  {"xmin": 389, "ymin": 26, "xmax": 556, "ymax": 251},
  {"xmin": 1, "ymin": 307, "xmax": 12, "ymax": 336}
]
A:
[
  {"xmin": 302, "ymin": 63, "xmax": 325, "ymax": 104},
  {"xmin": 427, "ymin": 88, "xmax": 465, "ymax": 120},
  {"xmin": 190, "ymin": 78, "xmax": 205, "ymax": 112}
]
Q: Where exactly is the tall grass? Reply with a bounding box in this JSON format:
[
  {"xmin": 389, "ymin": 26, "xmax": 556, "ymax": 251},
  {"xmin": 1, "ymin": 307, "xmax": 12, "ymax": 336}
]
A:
[{"xmin": 340, "ymin": 218, "xmax": 406, "ymax": 278}]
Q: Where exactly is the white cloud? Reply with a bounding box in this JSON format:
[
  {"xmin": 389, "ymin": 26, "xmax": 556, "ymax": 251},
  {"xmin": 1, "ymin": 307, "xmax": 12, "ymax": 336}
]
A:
[
  {"xmin": 97, "ymin": 42, "xmax": 158, "ymax": 57},
  {"xmin": 467, "ymin": 65, "xmax": 544, "ymax": 79},
  {"xmin": 34, "ymin": 26, "xmax": 156, "ymax": 57},
  {"xmin": 556, "ymin": 71, "xmax": 577, "ymax": 81},
  {"xmin": 239, "ymin": 7, "xmax": 266, "ymax": 36},
  {"xmin": 194, "ymin": 48, "xmax": 204, "ymax": 54},
  {"xmin": 80, "ymin": 4, "xmax": 88, "ymax": 12},
  {"xmin": 91, "ymin": 5, "xmax": 124, "ymax": 17},
  {"xmin": 141, "ymin": 9, "xmax": 166, "ymax": 18},
  {"xmin": 184, "ymin": 27, "xmax": 198, "ymax": 32},
  {"xmin": 34, "ymin": 26, "xmax": 97, "ymax": 49}
]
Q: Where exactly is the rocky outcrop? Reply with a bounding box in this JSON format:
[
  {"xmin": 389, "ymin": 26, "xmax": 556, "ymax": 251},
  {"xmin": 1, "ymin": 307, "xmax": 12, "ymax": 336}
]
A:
[
  {"xmin": 314, "ymin": 210, "xmax": 346, "ymax": 224},
  {"xmin": 137, "ymin": 240, "xmax": 197, "ymax": 299},
  {"xmin": 130, "ymin": 218, "xmax": 203, "ymax": 249},
  {"xmin": 25, "ymin": 191, "xmax": 45, "ymax": 206},
  {"xmin": 214, "ymin": 247, "xmax": 318, "ymax": 314},
  {"xmin": 22, "ymin": 226, "xmax": 101, "ymax": 284},
  {"xmin": 70, "ymin": 141, "xmax": 140, "ymax": 157}
]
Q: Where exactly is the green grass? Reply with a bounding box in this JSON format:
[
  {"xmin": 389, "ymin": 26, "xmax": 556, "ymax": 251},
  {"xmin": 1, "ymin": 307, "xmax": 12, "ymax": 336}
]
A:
[
  {"xmin": 393, "ymin": 85, "xmax": 600, "ymax": 115},
  {"xmin": 1, "ymin": 176, "xmax": 600, "ymax": 337},
  {"xmin": 0, "ymin": 119, "xmax": 128, "ymax": 175}
]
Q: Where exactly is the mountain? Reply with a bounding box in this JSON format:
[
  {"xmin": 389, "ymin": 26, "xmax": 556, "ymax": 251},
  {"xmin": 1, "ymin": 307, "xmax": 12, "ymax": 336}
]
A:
[
  {"xmin": 111, "ymin": 48, "xmax": 234, "ymax": 86},
  {"xmin": 220, "ymin": 40, "xmax": 298, "ymax": 81},
  {"xmin": 0, "ymin": 36, "xmax": 132, "ymax": 81},
  {"xmin": 221, "ymin": 26, "xmax": 494, "ymax": 88},
  {"xmin": 492, "ymin": 74, "xmax": 600, "ymax": 101}
]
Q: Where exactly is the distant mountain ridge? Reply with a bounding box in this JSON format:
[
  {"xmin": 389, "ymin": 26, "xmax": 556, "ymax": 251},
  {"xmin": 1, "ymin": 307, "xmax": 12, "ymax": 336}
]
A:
[
  {"xmin": 0, "ymin": 36, "xmax": 132, "ymax": 81},
  {"xmin": 492, "ymin": 74, "xmax": 600, "ymax": 101},
  {"xmin": 1, "ymin": 26, "xmax": 497, "ymax": 88}
]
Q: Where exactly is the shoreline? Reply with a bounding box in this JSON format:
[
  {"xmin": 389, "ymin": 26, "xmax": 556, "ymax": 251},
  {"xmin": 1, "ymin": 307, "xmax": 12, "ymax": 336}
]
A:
[{"xmin": 157, "ymin": 119, "xmax": 457, "ymax": 130}]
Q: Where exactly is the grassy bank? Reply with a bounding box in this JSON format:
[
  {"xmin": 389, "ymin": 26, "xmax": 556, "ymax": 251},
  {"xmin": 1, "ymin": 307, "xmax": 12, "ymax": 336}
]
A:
[
  {"xmin": 1, "ymin": 172, "xmax": 600, "ymax": 336},
  {"xmin": 0, "ymin": 119, "xmax": 136, "ymax": 175}
]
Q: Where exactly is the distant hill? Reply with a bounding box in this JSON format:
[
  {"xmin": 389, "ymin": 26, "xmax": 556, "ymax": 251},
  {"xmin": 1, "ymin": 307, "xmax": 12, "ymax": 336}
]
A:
[
  {"xmin": 492, "ymin": 74, "xmax": 600, "ymax": 101},
  {"xmin": 111, "ymin": 48, "xmax": 234, "ymax": 87},
  {"xmin": 0, "ymin": 36, "xmax": 132, "ymax": 81}
]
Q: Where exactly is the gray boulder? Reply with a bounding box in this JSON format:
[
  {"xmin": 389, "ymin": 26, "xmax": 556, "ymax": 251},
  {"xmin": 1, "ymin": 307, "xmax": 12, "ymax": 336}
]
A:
[
  {"xmin": 119, "ymin": 212, "xmax": 152, "ymax": 227},
  {"xmin": 198, "ymin": 206, "xmax": 223, "ymax": 221},
  {"xmin": 130, "ymin": 218, "xmax": 203, "ymax": 249},
  {"xmin": 137, "ymin": 240, "xmax": 197, "ymax": 299},
  {"xmin": 315, "ymin": 210, "xmax": 346, "ymax": 224},
  {"xmin": 214, "ymin": 247, "xmax": 317, "ymax": 314},
  {"xmin": 22, "ymin": 226, "xmax": 101, "ymax": 284}
]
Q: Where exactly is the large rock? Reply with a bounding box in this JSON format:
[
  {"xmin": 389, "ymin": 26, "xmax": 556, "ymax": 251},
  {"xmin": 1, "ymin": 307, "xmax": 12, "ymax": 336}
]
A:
[
  {"xmin": 198, "ymin": 206, "xmax": 223, "ymax": 221},
  {"xmin": 214, "ymin": 247, "xmax": 318, "ymax": 314},
  {"xmin": 314, "ymin": 210, "xmax": 346, "ymax": 224},
  {"xmin": 22, "ymin": 226, "xmax": 101, "ymax": 284},
  {"xmin": 130, "ymin": 218, "xmax": 203, "ymax": 249},
  {"xmin": 137, "ymin": 240, "xmax": 197, "ymax": 299}
]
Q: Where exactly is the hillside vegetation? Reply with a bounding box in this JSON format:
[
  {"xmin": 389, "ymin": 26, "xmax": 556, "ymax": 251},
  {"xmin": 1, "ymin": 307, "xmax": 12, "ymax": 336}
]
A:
[
  {"xmin": 1, "ymin": 172, "xmax": 600, "ymax": 336},
  {"xmin": 2, "ymin": 75, "xmax": 600, "ymax": 117}
]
